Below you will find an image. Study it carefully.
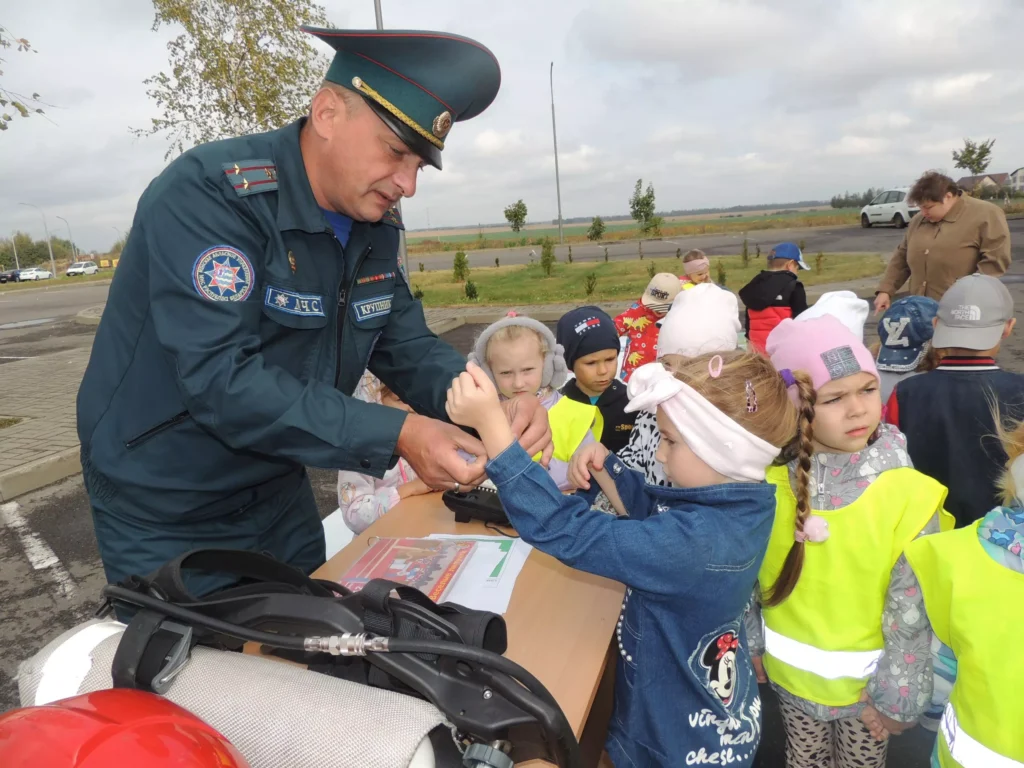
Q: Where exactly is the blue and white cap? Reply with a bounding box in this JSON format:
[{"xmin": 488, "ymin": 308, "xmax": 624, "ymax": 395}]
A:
[
  {"xmin": 876, "ymin": 296, "xmax": 939, "ymax": 372},
  {"xmin": 769, "ymin": 242, "xmax": 810, "ymax": 271}
]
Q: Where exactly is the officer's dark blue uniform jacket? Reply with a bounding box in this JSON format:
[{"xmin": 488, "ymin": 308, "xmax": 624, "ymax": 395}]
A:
[{"xmin": 77, "ymin": 119, "xmax": 465, "ymax": 540}]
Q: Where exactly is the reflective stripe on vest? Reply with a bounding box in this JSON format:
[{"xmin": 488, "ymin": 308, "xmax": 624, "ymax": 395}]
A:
[
  {"xmin": 763, "ymin": 626, "xmax": 883, "ymax": 680},
  {"xmin": 941, "ymin": 703, "xmax": 1024, "ymax": 768}
]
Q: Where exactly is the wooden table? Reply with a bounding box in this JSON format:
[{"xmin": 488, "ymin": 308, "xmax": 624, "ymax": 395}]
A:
[{"xmin": 313, "ymin": 493, "xmax": 625, "ymax": 766}]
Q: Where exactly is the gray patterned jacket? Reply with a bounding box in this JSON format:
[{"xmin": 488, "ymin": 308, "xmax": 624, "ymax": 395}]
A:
[{"xmin": 745, "ymin": 424, "xmax": 937, "ymax": 723}]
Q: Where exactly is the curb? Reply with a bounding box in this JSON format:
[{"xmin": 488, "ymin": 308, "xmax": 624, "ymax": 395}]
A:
[
  {"xmin": 0, "ymin": 447, "xmax": 82, "ymax": 502},
  {"xmin": 0, "ymin": 278, "xmax": 112, "ymax": 297}
]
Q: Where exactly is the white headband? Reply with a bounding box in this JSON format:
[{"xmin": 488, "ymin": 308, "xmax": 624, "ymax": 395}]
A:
[
  {"xmin": 623, "ymin": 363, "xmax": 781, "ymax": 483},
  {"xmin": 683, "ymin": 258, "xmax": 710, "ymax": 275}
]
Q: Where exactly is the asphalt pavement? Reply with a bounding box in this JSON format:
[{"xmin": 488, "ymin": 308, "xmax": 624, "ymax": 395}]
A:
[{"xmin": 411, "ymin": 219, "xmax": 1024, "ymax": 272}]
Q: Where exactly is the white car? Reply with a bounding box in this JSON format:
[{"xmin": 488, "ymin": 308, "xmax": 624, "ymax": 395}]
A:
[
  {"xmin": 66, "ymin": 261, "xmax": 99, "ymax": 276},
  {"xmin": 860, "ymin": 188, "xmax": 920, "ymax": 229},
  {"xmin": 18, "ymin": 267, "xmax": 53, "ymax": 280}
]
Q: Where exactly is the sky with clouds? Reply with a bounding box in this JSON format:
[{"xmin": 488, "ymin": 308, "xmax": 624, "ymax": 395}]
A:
[{"xmin": 2, "ymin": 0, "xmax": 1024, "ymax": 252}]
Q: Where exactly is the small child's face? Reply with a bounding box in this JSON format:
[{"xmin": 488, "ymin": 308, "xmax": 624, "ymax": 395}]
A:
[
  {"xmin": 654, "ymin": 408, "xmax": 732, "ymax": 488},
  {"xmin": 489, "ymin": 335, "xmax": 545, "ymax": 399},
  {"xmin": 690, "ymin": 268, "xmax": 711, "ymax": 284},
  {"xmin": 381, "ymin": 389, "xmax": 412, "ymax": 413},
  {"xmin": 810, "ymin": 372, "xmax": 882, "ymax": 454},
  {"xmin": 573, "ymin": 349, "xmax": 619, "ymax": 397}
]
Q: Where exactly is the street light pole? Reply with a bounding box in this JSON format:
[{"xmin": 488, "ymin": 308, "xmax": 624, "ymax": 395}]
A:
[
  {"xmin": 373, "ymin": 0, "xmax": 409, "ymax": 276},
  {"xmin": 10, "ymin": 232, "xmax": 19, "ymax": 270},
  {"xmin": 550, "ymin": 62, "xmax": 564, "ymax": 245},
  {"xmin": 57, "ymin": 216, "xmax": 77, "ymax": 261},
  {"xmin": 18, "ymin": 202, "xmax": 57, "ymax": 277}
]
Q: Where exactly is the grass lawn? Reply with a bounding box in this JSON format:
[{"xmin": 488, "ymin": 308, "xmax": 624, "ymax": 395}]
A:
[
  {"xmin": 411, "ymin": 253, "xmax": 886, "ymax": 307},
  {"xmin": 0, "ymin": 272, "xmax": 112, "ymax": 292},
  {"xmin": 406, "ymin": 209, "xmax": 861, "ymax": 253}
]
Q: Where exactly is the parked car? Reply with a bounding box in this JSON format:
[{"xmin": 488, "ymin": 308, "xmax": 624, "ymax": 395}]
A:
[
  {"xmin": 66, "ymin": 261, "xmax": 99, "ymax": 276},
  {"xmin": 0, "ymin": 269, "xmax": 19, "ymax": 284},
  {"xmin": 17, "ymin": 267, "xmax": 53, "ymax": 281},
  {"xmin": 860, "ymin": 188, "xmax": 920, "ymax": 229}
]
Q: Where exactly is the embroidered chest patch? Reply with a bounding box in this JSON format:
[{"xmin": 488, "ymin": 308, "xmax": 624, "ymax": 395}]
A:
[
  {"xmin": 821, "ymin": 345, "xmax": 861, "ymax": 380},
  {"xmin": 192, "ymin": 246, "xmax": 254, "ymax": 301},
  {"xmin": 264, "ymin": 286, "xmax": 325, "ymax": 317},
  {"xmin": 352, "ymin": 294, "xmax": 393, "ymax": 322}
]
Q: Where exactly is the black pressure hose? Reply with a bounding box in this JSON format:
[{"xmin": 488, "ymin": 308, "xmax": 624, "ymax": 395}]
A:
[{"xmin": 101, "ymin": 585, "xmax": 582, "ymax": 768}]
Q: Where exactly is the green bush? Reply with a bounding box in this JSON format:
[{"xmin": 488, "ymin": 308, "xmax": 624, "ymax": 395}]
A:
[
  {"xmin": 716, "ymin": 260, "xmax": 727, "ymax": 287},
  {"xmin": 741, "ymin": 238, "xmax": 749, "ymax": 267},
  {"xmin": 495, "ymin": 256, "xmax": 500, "ymax": 268},
  {"xmin": 604, "ymin": 246, "xmax": 609, "ymax": 262},
  {"xmin": 540, "ymin": 237, "xmax": 556, "ymax": 277},
  {"xmin": 676, "ymin": 247, "xmax": 681, "ymax": 260},
  {"xmin": 413, "ymin": 287, "xmax": 425, "ymax": 300},
  {"xmin": 418, "ymin": 262, "xmax": 425, "ymax": 272},
  {"xmin": 567, "ymin": 245, "xmax": 573, "ymax": 264},
  {"xmin": 638, "ymin": 241, "xmax": 644, "ymax": 260},
  {"xmin": 464, "ymin": 280, "xmax": 478, "ymax": 300},
  {"xmin": 646, "ymin": 261, "xmax": 656, "ymax": 278},
  {"xmin": 452, "ymin": 250, "xmax": 470, "ymax": 283},
  {"xmin": 815, "ymin": 252, "xmax": 825, "ymax": 274},
  {"xmin": 584, "ymin": 272, "xmax": 598, "ymax": 297}
]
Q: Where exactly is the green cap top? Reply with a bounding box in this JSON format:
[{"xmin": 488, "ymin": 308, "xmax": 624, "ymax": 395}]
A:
[{"xmin": 303, "ymin": 28, "xmax": 502, "ymax": 169}]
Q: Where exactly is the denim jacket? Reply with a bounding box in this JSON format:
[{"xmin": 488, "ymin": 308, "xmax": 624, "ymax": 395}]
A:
[{"xmin": 486, "ymin": 443, "xmax": 776, "ymax": 768}]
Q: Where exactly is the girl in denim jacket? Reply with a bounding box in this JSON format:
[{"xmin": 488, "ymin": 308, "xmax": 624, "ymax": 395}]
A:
[{"xmin": 446, "ymin": 351, "xmax": 811, "ymax": 768}]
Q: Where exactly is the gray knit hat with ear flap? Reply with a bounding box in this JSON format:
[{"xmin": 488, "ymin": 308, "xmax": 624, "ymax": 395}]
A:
[{"xmin": 468, "ymin": 311, "xmax": 568, "ymax": 391}]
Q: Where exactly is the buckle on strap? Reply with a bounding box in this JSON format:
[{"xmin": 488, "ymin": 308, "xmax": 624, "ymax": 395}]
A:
[{"xmin": 111, "ymin": 609, "xmax": 194, "ymax": 694}]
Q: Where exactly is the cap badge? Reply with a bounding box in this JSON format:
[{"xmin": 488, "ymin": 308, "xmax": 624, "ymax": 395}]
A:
[{"xmin": 432, "ymin": 110, "xmax": 452, "ymax": 139}]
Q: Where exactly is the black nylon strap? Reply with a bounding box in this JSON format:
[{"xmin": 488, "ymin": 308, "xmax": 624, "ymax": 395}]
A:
[
  {"xmin": 357, "ymin": 578, "xmax": 441, "ymax": 636},
  {"xmin": 148, "ymin": 548, "xmax": 334, "ymax": 603},
  {"xmin": 111, "ymin": 610, "xmax": 169, "ymax": 691}
]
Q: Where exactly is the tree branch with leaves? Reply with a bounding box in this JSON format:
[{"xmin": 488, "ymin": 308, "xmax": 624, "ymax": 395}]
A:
[
  {"xmin": 133, "ymin": 0, "xmax": 331, "ymax": 158},
  {"xmin": 0, "ymin": 25, "xmax": 50, "ymax": 133}
]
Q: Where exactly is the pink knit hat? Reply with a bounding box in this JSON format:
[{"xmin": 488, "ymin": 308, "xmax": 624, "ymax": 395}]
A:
[{"xmin": 766, "ymin": 316, "xmax": 878, "ymax": 393}]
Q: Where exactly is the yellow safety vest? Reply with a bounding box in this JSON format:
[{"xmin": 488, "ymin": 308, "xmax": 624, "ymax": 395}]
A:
[
  {"xmin": 535, "ymin": 396, "xmax": 603, "ymax": 465},
  {"xmin": 905, "ymin": 520, "xmax": 1024, "ymax": 768},
  {"xmin": 760, "ymin": 465, "xmax": 951, "ymax": 706}
]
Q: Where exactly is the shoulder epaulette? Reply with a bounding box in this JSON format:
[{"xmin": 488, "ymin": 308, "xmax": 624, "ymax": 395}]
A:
[
  {"xmin": 221, "ymin": 160, "xmax": 278, "ymax": 197},
  {"xmin": 381, "ymin": 205, "xmax": 405, "ymax": 230}
]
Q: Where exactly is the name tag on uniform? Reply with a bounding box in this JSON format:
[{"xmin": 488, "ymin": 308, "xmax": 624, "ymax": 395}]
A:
[
  {"xmin": 353, "ymin": 294, "xmax": 393, "ymax": 322},
  {"xmin": 265, "ymin": 286, "xmax": 326, "ymax": 317}
]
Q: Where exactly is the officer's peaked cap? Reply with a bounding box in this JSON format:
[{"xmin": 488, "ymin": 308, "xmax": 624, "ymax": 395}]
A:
[{"xmin": 303, "ymin": 28, "xmax": 502, "ymax": 170}]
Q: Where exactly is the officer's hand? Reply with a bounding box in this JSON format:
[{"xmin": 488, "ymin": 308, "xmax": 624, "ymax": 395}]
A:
[
  {"xmin": 568, "ymin": 442, "xmax": 610, "ymax": 490},
  {"xmin": 396, "ymin": 413, "xmax": 487, "ymax": 489},
  {"xmin": 502, "ymin": 393, "xmax": 554, "ymax": 468}
]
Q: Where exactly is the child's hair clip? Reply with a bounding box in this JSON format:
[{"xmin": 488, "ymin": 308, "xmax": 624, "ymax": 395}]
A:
[
  {"xmin": 779, "ymin": 368, "xmax": 797, "ymax": 388},
  {"xmin": 505, "ymin": 309, "xmax": 519, "ymax": 317},
  {"xmin": 745, "ymin": 381, "xmax": 758, "ymax": 413},
  {"xmin": 708, "ymin": 355, "xmax": 724, "ymax": 379}
]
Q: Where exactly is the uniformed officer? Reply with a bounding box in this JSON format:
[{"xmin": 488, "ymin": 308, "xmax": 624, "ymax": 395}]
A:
[{"xmin": 76, "ymin": 27, "xmax": 552, "ymax": 592}]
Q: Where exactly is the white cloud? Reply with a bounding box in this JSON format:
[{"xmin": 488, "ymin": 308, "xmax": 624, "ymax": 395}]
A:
[
  {"xmin": 823, "ymin": 136, "xmax": 891, "ymax": 157},
  {"xmin": 910, "ymin": 73, "xmax": 994, "ymax": 106},
  {"xmin": 2, "ymin": 0, "xmax": 1024, "ymax": 245},
  {"xmin": 473, "ymin": 129, "xmax": 525, "ymax": 156}
]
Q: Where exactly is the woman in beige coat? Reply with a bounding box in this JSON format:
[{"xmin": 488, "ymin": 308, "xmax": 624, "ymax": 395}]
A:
[{"xmin": 874, "ymin": 171, "xmax": 1011, "ymax": 315}]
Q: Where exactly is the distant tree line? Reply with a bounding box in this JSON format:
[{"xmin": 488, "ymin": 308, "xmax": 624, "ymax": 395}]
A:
[
  {"xmin": 830, "ymin": 188, "xmax": 885, "ymax": 209},
  {"xmin": 0, "ymin": 232, "xmax": 80, "ymax": 270}
]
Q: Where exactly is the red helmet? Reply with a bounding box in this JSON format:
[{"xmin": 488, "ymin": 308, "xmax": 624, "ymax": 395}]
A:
[{"xmin": 0, "ymin": 689, "xmax": 250, "ymax": 767}]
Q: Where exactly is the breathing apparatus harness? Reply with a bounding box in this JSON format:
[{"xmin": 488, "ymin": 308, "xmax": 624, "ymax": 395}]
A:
[{"xmin": 97, "ymin": 548, "xmax": 580, "ymax": 768}]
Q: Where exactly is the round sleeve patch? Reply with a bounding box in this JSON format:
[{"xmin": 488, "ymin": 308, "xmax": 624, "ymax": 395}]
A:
[{"xmin": 192, "ymin": 245, "xmax": 254, "ymax": 301}]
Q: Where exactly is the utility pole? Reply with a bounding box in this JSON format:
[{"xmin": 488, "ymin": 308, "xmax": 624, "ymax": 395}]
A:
[
  {"xmin": 11, "ymin": 232, "xmax": 19, "ymax": 270},
  {"xmin": 18, "ymin": 203, "xmax": 57, "ymax": 277},
  {"xmin": 57, "ymin": 216, "xmax": 77, "ymax": 261},
  {"xmin": 373, "ymin": 0, "xmax": 409, "ymax": 277},
  {"xmin": 550, "ymin": 62, "xmax": 564, "ymax": 245}
]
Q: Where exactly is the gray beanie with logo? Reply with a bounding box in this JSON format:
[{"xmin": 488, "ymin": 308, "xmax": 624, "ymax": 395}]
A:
[{"xmin": 468, "ymin": 313, "xmax": 568, "ymax": 391}]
